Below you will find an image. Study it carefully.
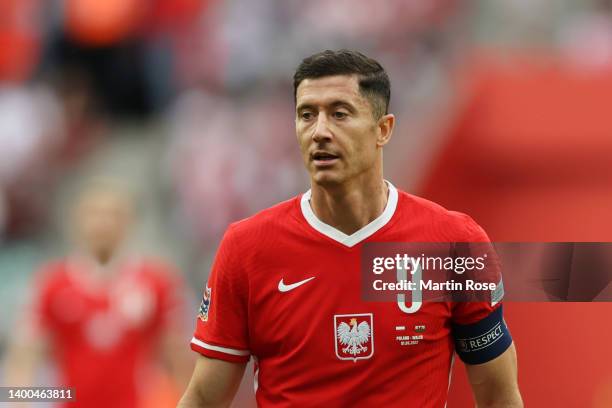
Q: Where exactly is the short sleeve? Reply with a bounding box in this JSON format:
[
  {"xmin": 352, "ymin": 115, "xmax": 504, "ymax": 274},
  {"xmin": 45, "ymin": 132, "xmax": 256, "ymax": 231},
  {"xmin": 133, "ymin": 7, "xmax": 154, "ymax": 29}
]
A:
[
  {"xmin": 10, "ymin": 263, "xmax": 63, "ymax": 346},
  {"xmin": 30, "ymin": 265, "xmax": 61, "ymax": 336},
  {"xmin": 190, "ymin": 225, "xmax": 250, "ymax": 363},
  {"xmin": 451, "ymin": 214, "xmax": 504, "ymax": 324},
  {"xmin": 450, "ymin": 215, "xmax": 512, "ymax": 364}
]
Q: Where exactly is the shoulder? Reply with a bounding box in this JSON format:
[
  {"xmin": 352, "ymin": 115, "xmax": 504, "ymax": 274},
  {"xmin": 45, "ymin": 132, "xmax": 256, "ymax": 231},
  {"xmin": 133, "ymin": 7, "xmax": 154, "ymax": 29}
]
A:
[
  {"xmin": 32, "ymin": 259, "xmax": 71, "ymax": 296},
  {"xmin": 35, "ymin": 259, "xmax": 69, "ymax": 283},
  {"xmin": 223, "ymin": 195, "xmax": 301, "ymax": 246},
  {"xmin": 131, "ymin": 257, "xmax": 182, "ymax": 286},
  {"xmin": 395, "ymin": 189, "xmax": 487, "ymax": 241}
]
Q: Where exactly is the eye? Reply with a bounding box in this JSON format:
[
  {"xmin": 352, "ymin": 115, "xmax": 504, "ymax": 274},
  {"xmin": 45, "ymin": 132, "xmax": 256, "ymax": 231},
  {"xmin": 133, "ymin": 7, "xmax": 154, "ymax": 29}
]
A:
[
  {"xmin": 300, "ymin": 111, "xmax": 314, "ymax": 121},
  {"xmin": 333, "ymin": 111, "xmax": 347, "ymax": 119}
]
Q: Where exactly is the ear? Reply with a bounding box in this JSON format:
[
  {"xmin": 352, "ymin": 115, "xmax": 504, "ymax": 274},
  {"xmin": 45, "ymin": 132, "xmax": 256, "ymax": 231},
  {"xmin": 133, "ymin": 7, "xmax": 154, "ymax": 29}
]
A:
[{"xmin": 376, "ymin": 114, "xmax": 395, "ymax": 147}]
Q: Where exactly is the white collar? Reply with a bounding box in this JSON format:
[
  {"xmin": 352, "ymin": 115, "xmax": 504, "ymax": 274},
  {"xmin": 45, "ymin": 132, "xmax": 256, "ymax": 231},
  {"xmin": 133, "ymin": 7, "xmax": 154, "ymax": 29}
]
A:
[{"xmin": 300, "ymin": 181, "xmax": 398, "ymax": 247}]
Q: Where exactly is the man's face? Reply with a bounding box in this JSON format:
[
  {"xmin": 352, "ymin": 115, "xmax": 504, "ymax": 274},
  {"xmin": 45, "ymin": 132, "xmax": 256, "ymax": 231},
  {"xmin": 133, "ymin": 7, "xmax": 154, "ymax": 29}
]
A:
[
  {"xmin": 75, "ymin": 189, "xmax": 132, "ymax": 260},
  {"xmin": 295, "ymin": 75, "xmax": 384, "ymax": 186}
]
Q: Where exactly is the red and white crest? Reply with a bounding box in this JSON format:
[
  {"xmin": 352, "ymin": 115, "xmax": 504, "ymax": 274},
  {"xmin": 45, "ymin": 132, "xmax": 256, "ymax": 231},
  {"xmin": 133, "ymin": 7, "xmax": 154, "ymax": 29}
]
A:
[{"xmin": 334, "ymin": 313, "xmax": 374, "ymax": 361}]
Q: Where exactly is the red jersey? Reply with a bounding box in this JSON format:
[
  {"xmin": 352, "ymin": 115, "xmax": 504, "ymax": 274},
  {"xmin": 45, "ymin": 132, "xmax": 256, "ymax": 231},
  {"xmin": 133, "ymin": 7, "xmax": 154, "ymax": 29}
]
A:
[
  {"xmin": 191, "ymin": 182, "xmax": 502, "ymax": 407},
  {"xmin": 33, "ymin": 257, "xmax": 182, "ymax": 408}
]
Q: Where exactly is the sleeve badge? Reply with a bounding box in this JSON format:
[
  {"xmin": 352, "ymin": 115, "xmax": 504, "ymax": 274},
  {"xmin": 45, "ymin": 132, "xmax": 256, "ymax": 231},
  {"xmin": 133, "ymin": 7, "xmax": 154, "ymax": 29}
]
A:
[{"xmin": 197, "ymin": 285, "xmax": 212, "ymax": 322}]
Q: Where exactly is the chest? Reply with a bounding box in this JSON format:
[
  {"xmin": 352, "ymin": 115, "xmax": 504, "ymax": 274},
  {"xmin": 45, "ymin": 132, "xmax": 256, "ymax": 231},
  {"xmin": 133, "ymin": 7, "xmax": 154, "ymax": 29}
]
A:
[
  {"xmin": 247, "ymin": 248, "xmax": 453, "ymax": 362},
  {"xmin": 48, "ymin": 275, "xmax": 159, "ymax": 348}
]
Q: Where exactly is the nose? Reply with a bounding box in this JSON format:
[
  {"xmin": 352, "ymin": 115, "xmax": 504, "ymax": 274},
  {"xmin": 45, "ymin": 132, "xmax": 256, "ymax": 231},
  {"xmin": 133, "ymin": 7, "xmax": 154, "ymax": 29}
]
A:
[{"xmin": 312, "ymin": 113, "xmax": 332, "ymax": 143}]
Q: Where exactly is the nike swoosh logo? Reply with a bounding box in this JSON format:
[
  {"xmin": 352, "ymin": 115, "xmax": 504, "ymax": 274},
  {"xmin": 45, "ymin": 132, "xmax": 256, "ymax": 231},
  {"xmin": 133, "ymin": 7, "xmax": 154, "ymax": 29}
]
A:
[{"xmin": 278, "ymin": 277, "xmax": 315, "ymax": 292}]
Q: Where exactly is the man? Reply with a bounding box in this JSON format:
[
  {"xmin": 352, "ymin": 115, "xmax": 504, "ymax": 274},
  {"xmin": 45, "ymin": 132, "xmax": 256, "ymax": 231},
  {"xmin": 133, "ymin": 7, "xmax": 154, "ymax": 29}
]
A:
[
  {"xmin": 4, "ymin": 181, "xmax": 190, "ymax": 408},
  {"xmin": 179, "ymin": 50, "xmax": 522, "ymax": 407}
]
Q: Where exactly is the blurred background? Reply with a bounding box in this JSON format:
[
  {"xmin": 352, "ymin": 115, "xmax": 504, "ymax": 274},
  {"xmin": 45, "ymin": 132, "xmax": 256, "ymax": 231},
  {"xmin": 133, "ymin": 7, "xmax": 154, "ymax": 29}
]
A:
[{"xmin": 1, "ymin": 0, "xmax": 612, "ymax": 406}]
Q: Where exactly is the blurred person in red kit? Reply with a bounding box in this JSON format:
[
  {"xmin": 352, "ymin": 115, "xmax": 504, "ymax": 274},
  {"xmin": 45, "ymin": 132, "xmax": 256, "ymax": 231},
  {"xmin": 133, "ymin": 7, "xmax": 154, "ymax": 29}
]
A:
[{"xmin": 4, "ymin": 180, "xmax": 191, "ymax": 408}]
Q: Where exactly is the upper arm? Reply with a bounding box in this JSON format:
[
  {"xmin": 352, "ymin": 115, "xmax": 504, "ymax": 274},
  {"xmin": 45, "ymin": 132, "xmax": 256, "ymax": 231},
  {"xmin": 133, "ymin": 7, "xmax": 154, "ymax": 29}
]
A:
[
  {"xmin": 181, "ymin": 226, "xmax": 251, "ymax": 407},
  {"xmin": 190, "ymin": 226, "xmax": 251, "ymax": 362},
  {"xmin": 452, "ymin": 303, "xmax": 521, "ymax": 406},
  {"xmin": 465, "ymin": 343, "xmax": 523, "ymax": 407},
  {"xmin": 449, "ymin": 216, "xmax": 522, "ymax": 405},
  {"xmin": 178, "ymin": 355, "xmax": 246, "ymax": 408}
]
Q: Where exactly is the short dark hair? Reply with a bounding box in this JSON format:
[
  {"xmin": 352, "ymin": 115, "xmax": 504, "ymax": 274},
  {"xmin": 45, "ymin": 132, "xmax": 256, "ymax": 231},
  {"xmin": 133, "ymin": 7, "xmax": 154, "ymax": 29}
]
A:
[{"xmin": 293, "ymin": 49, "xmax": 391, "ymax": 119}]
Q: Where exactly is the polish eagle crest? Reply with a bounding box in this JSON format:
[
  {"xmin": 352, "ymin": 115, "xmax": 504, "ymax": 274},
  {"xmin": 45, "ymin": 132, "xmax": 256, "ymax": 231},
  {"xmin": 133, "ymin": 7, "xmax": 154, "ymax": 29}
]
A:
[{"xmin": 334, "ymin": 314, "xmax": 374, "ymax": 361}]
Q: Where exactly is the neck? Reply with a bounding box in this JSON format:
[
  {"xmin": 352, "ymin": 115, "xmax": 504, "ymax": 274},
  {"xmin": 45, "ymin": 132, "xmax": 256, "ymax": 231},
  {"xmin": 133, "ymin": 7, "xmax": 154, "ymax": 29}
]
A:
[
  {"xmin": 94, "ymin": 249, "xmax": 114, "ymax": 266},
  {"xmin": 309, "ymin": 175, "xmax": 388, "ymax": 235},
  {"xmin": 83, "ymin": 247, "xmax": 119, "ymax": 279}
]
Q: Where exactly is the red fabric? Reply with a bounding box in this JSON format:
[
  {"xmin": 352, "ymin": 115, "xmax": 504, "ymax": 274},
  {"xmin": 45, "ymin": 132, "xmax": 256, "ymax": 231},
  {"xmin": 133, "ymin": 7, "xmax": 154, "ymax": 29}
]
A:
[
  {"xmin": 419, "ymin": 54, "xmax": 612, "ymax": 407},
  {"xmin": 0, "ymin": 0, "xmax": 40, "ymax": 81},
  {"xmin": 148, "ymin": 0, "xmax": 208, "ymax": 33},
  {"xmin": 422, "ymin": 54, "xmax": 612, "ymax": 241},
  {"xmin": 192, "ymin": 189, "xmax": 502, "ymax": 407},
  {"xmin": 34, "ymin": 258, "xmax": 182, "ymax": 408}
]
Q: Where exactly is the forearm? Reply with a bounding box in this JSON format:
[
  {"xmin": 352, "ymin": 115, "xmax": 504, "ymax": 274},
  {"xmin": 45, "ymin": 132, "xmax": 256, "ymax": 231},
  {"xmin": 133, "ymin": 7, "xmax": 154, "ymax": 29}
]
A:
[
  {"xmin": 468, "ymin": 343, "xmax": 522, "ymax": 408},
  {"xmin": 177, "ymin": 355, "xmax": 245, "ymax": 408},
  {"xmin": 176, "ymin": 389, "xmax": 208, "ymax": 408},
  {"xmin": 177, "ymin": 383, "xmax": 232, "ymax": 408},
  {"xmin": 472, "ymin": 382, "xmax": 523, "ymax": 408}
]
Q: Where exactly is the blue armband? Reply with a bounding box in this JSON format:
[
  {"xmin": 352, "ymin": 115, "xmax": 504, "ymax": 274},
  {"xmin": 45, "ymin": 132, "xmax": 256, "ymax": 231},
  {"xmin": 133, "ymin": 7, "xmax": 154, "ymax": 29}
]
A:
[{"xmin": 452, "ymin": 305, "xmax": 513, "ymax": 365}]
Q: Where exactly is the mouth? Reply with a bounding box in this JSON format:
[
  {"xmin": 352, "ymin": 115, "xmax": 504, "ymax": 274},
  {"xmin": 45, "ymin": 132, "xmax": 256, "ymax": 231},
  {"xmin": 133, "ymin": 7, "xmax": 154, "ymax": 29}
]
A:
[{"xmin": 311, "ymin": 151, "xmax": 340, "ymax": 167}]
